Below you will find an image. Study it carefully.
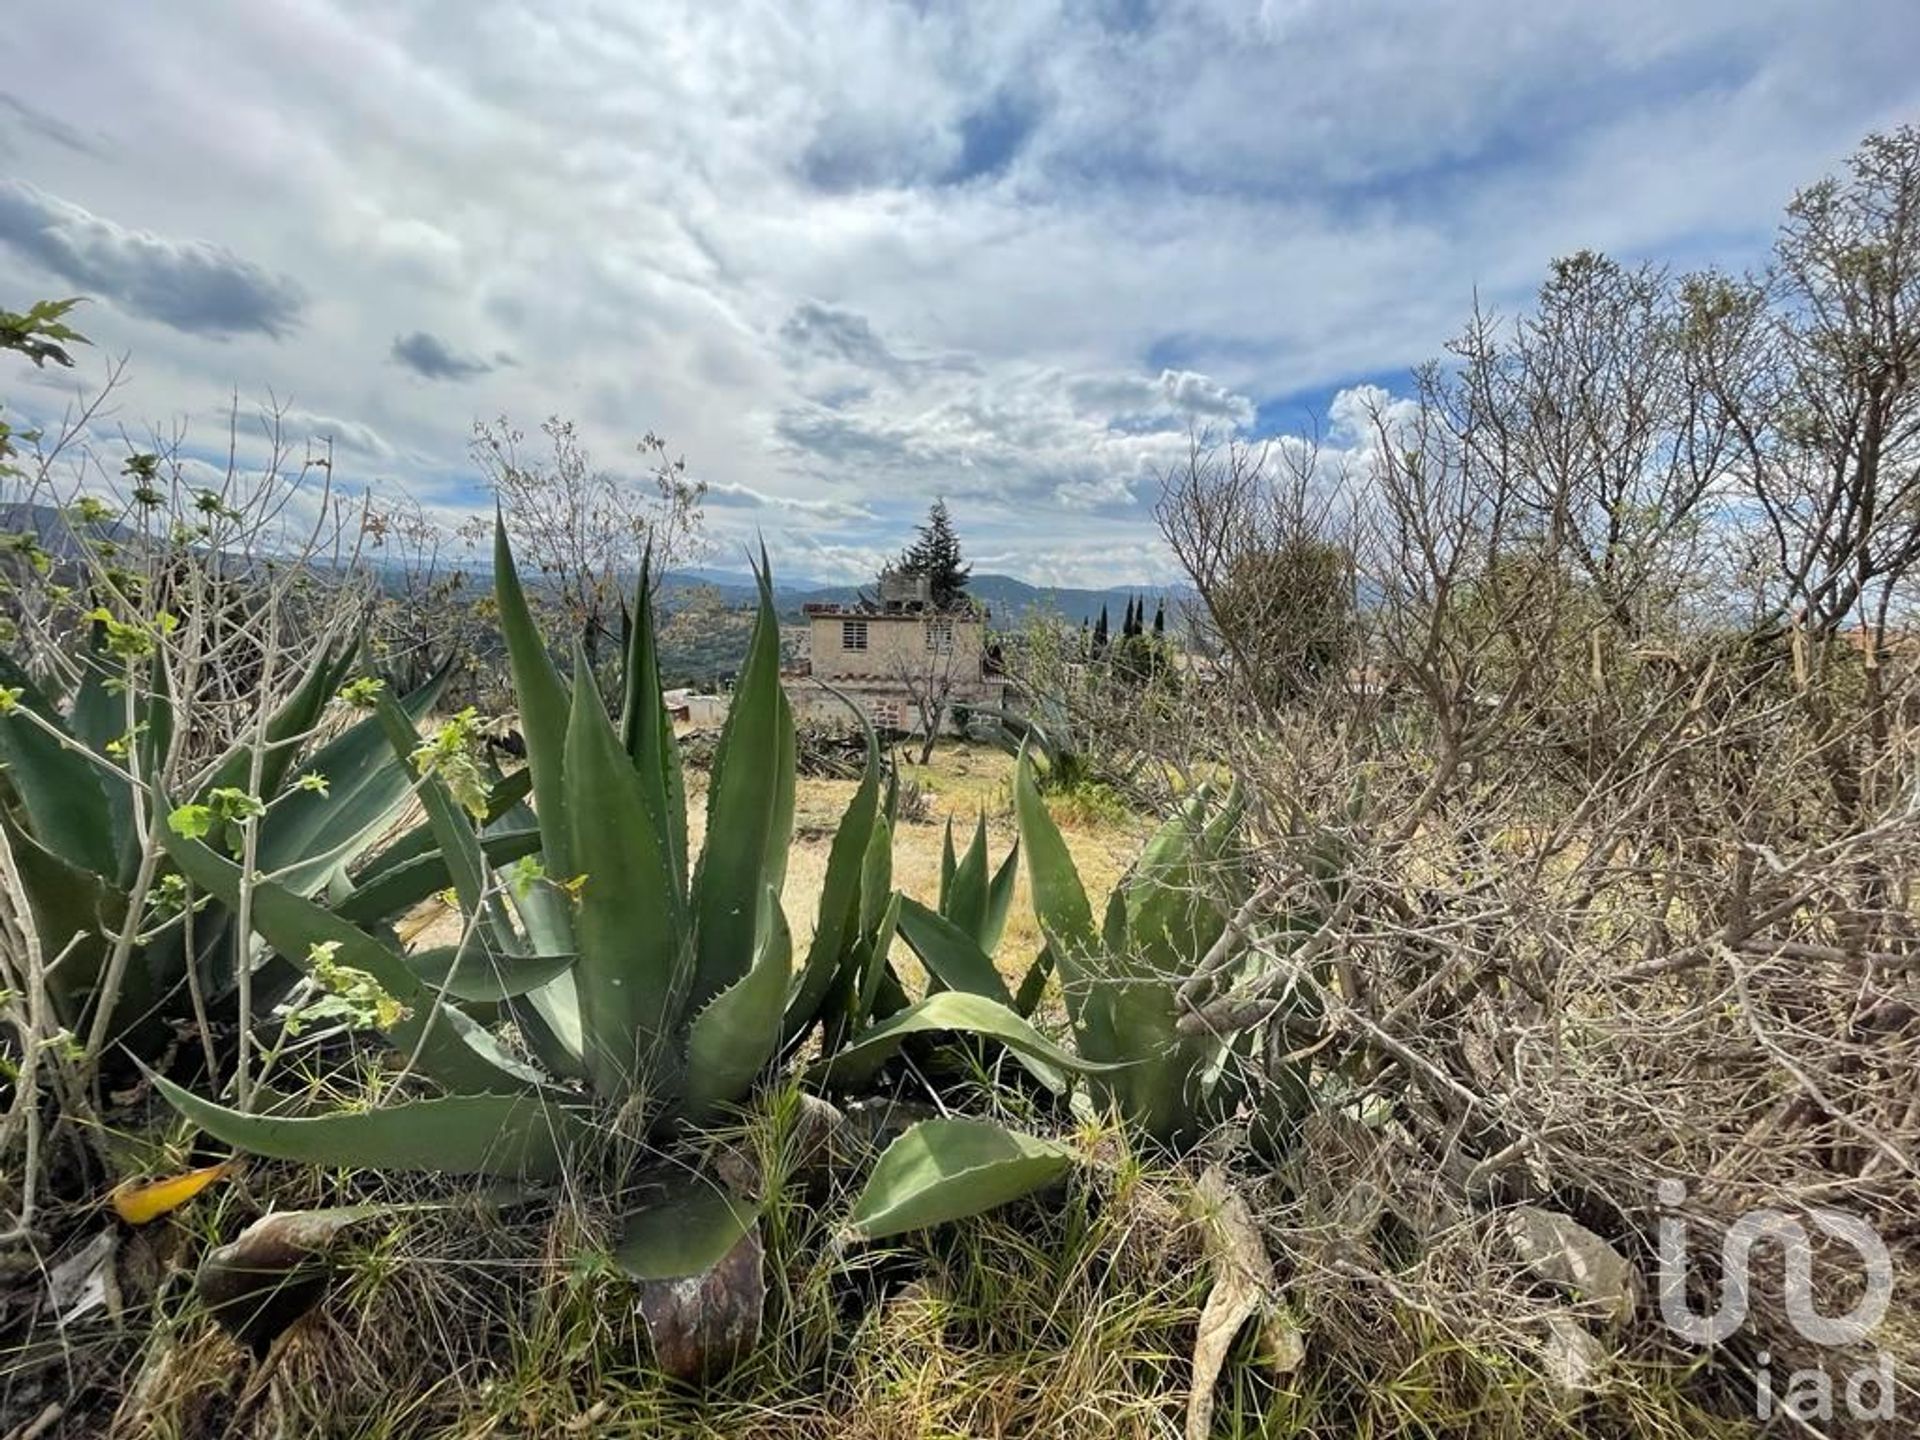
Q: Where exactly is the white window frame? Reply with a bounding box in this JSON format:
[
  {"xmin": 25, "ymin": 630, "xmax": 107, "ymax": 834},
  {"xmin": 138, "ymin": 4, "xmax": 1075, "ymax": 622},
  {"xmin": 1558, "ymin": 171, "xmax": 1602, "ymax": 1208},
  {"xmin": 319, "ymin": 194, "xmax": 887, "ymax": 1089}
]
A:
[
  {"xmin": 841, "ymin": 619, "xmax": 869, "ymax": 652},
  {"xmin": 925, "ymin": 617, "xmax": 955, "ymax": 653}
]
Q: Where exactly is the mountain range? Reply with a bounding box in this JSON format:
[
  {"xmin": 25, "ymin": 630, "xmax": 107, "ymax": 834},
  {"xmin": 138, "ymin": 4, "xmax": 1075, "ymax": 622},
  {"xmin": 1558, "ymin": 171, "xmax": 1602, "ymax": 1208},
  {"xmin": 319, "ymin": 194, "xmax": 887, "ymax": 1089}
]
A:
[{"xmin": 661, "ymin": 568, "xmax": 1188, "ymax": 630}]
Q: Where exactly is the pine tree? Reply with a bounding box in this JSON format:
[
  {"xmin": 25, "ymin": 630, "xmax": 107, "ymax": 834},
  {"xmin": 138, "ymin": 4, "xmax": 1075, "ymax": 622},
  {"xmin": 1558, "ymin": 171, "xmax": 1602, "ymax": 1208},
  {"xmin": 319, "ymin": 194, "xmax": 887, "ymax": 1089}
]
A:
[{"xmin": 896, "ymin": 498, "xmax": 972, "ymax": 610}]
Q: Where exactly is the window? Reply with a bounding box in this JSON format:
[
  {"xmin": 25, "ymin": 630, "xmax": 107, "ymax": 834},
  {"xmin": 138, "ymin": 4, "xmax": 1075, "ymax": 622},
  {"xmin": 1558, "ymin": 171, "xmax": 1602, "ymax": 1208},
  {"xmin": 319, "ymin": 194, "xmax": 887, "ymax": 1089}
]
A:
[
  {"xmin": 925, "ymin": 618, "xmax": 954, "ymax": 653},
  {"xmin": 841, "ymin": 619, "xmax": 869, "ymax": 652}
]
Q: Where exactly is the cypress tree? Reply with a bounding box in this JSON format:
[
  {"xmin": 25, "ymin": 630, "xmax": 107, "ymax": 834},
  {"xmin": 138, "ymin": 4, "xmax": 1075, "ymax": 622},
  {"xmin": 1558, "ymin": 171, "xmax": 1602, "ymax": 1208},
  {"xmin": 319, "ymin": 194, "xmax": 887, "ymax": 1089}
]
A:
[
  {"xmin": 1092, "ymin": 604, "xmax": 1109, "ymax": 656},
  {"xmin": 1152, "ymin": 599, "xmax": 1165, "ymax": 637}
]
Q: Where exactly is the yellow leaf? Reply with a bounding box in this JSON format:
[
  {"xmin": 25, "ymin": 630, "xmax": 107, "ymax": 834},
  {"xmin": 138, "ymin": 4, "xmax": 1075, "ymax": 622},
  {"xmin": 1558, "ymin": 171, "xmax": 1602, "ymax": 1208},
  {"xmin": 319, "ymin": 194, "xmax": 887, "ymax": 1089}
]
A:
[{"xmin": 111, "ymin": 1161, "xmax": 235, "ymax": 1226}]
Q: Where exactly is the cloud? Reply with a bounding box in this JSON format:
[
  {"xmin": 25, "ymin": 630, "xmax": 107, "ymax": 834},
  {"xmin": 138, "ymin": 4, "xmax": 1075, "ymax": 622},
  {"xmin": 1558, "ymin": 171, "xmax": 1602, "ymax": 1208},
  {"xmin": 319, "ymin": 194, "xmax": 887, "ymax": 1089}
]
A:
[
  {"xmin": 0, "ymin": 92, "xmax": 101, "ymax": 157},
  {"xmin": 704, "ymin": 479, "xmax": 874, "ymax": 524},
  {"xmin": 0, "ymin": 0, "xmax": 1914, "ymax": 585},
  {"xmin": 389, "ymin": 330, "xmax": 496, "ymax": 381},
  {"xmin": 781, "ymin": 301, "xmax": 901, "ymax": 373},
  {"xmin": 0, "ymin": 180, "xmax": 304, "ymax": 338}
]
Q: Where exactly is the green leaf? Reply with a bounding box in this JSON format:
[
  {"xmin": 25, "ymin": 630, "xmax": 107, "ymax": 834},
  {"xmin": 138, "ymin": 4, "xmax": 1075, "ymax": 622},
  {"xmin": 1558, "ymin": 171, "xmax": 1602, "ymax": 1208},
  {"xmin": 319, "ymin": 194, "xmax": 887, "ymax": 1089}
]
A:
[
  {"xmin": 254, "ymin": 666, "xmax": 447, "ymax": 893},
  {"xmin": 690, "ymin": 551, "xmax": 793, "ymax": 1013},
  {"xmin": 894, "ymin": 895, "xmax": 1011, "ymax": 1006},
  {"xmin": 1013, "ymin": 747, "xmax": 1094, "ymax": 955},
  {"xmin": 619, "ymin": 549, "xmax": 688, "ymax": 899},
  {"xmin": 983, "ymin": 836, "xmax": 1020, "ymax": 956},
  {"xmin": 684, "ymin": 887, "xmax": 790, "ymax": 1118},
  {"xmin": 159, "ymin": 824, "xmax": 542, "ymax": 1095},
  {"xmin": 494, "ymin": 514, "xmax": 574, "ymax": 879},
  {"xmin": 848, "ymin": 1118, "xmax": 1075, "ymax": 1239},
  {"xmin": 372, "ymin": 693, "xmax": 496, "ymax": 933},
  {"xmin": 0, "ymin": 810, "xmax": 123, "ymax": 1025},
  {"xmin": 938, "ymin": 819, "xmax": 957, "ymax": 909},
  {"xmin": 810, "ymin": 990, "xmax": 1115, "ymax": 1094},
  {"xmin": 615, "ymin": 1177, "xmax": 759, "ymax": 1281},
  {"xmin": 565, "ymin": 649, "xmax": 683, "ymax": 1097},
  {"xmin": 942, "ymin": 813, "xmax": 993, "ymax": 946},
  {"xmin": 148, "ymin": 1072, "xmax": 580, "ymax": 1178},
  {"xmin": 1013, "ymin": 747, "xmax": 1104, "ymax": 1048},
  {"xmin": 331, "ymin": 827, "xmax": 541, "ymax": 927},
  {"xmin": 784, "ymin": 727, "xmax": 881, "ymax": 1044},
  {"xmin": 0, "ymin": 654, "xmax": 117, "ymax": 875},
  {"xmin": 405, "ymin": 944, "xmax": 577, "ymax": 1003}
]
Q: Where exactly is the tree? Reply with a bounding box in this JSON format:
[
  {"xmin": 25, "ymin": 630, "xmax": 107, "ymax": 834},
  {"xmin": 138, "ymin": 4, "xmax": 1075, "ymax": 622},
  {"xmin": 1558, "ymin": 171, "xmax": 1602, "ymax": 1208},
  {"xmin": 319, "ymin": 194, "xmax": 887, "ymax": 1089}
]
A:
[
  {"xmin": 469, "ymin": 416, "xmax": 706, "ymax": 675},
  {"xmin": 896, "ymin": 498, "xmax": 971, "ymax": 610}
]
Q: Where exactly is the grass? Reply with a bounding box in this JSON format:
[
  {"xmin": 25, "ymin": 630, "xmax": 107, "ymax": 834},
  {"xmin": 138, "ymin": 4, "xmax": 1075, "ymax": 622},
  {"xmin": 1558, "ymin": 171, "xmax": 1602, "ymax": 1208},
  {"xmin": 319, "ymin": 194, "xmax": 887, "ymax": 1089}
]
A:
[{"xmin": 54, "ymin": 1097, "xmax": 1758, "ymax": 1439}]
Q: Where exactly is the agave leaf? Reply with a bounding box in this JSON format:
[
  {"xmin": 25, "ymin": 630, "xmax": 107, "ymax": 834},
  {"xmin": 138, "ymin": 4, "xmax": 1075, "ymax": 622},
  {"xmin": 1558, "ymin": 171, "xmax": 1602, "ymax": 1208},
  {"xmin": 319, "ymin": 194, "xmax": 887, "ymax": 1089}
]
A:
[
  {"xmin": 684, "ymin": 888, "xmax": 790, "ymax": 1118},
  {"xmin": 372, "ymin": 693, "xmax": 491, "ymax": 919},
  {"xmin": 784, "ymin": 727, "xmax": 882, "ymax": 1045},
  {"xmin": 619, "ymin": 549, "xmax": 689, "ymax": 899},
  {"xmin": 615, "ymin": 1176, "xmax": 760, "ymax": 1281},
  {"xmin": 894, "ymin": 895, "xmax": 1011, "ymax": 1006},
  {"xmin": 565, "ymin": 649, "xmax": 683, "ymax": 1096},
  {"xmin": 1013, "ymin": 747, "xmax": 1108, "ymax": 1050},
  {"xmin": 0, "ymin": 653, "xmax": 117, "ymax": 875},
  {"xmin": 148, "ymin": 1072, "xmax": 580, "ymax": 1178},
  {"xmin": 853, "ymin": 890, "xmax": 903, "ymax": 1025},
  {"xmin": 691, "ymin": 551, "xmax": 793, "ymax": 1013},
  {"xmin": 406, "ymin": 944, "xmax": 577, "ymax": 1003},
  {"xmin": 983, "ymin": 834, "xmax": 1020, "ymax": 955},
  {"xmin": 938, "ymin": 818, "xmax": 957, "ymax": 908},
  {"xmin": 159, "ymin": 826, "xmax": 542, "ymax": 1095},
  {"xmin": 848, "ymin": 1118, "xmax": 1075, "ymax": 1239},
  {"xmin": 942, "ymin": 813, "xmax": 993, "ymax": 945},
  {"xmin": 331, "ymin": 826, "xmax": 541, "ymax": 927},
  {"xmin": 355, "ymin": 768, "xmax": 533, "ymax": 881},
  {"xmin": 493, "ymin": 514, "xmax": 575, "ymax": 879},
  {"xmin": 1013, "ymin": 943, "xmax": 1054, "ymax": 1019},
  {"xmin": 810, "ymin": 990, "xmax": 1116, "ymax": 1093},
  {"xmin": 0, "ymin": 809, "xmax": 124, "ymax": 1022},
  {"xmin": 618, "ymin": 1176, "xmax": 764, "ymax": 1383},
  {"xmin": 199, "ymin": 639, "xmax": 357, "ymax": 800},
  {"xmin": 256, "ymin": 666, "xmax": 447, "ymax": 893}
]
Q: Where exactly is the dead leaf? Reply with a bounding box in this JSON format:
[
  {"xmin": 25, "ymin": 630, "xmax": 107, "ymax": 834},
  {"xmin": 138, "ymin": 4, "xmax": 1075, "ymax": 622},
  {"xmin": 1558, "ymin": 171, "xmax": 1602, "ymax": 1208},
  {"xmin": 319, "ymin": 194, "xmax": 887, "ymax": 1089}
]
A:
[
  {"xmin": 1187, "ymin": 1166, "xmax": 1301, "ymax": 1440},
  {"xmin": 48, "ymin": 1231, "xmax": 116, "ymax": 1328},
  {"xmin": 196, "ymin": 1208, "xmax": 374, "ymax": 1358},
  {"xmin": 110, "ymin": 1161, "xmax": 235, "ymax": 1226}
]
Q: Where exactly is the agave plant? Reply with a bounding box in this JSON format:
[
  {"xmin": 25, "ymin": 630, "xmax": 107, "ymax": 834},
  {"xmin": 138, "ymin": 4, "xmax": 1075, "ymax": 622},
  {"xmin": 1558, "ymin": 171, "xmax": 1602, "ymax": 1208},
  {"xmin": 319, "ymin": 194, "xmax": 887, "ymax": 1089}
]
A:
[
  {"xmin": 847, "ymin": 752, "xmax": 1314, "ymax": 1237},
  {"xmin": 0, "ymin": 624, "xmax": 473, "ymax": 1064},
  {"xmin": 145, "ymin": 521, "xmax": 1096, "ymax": 1308}
]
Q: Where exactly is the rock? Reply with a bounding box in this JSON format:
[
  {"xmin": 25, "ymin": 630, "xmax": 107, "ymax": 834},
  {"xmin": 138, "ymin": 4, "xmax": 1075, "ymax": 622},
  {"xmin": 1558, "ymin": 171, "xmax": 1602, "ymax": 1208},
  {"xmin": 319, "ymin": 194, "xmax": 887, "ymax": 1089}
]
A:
[
  {"xmin": 1503, "ymin": 1206, "xmax": 1637, "ymax": 1325},
  {"xmin": 1542, "ymin": 1313, "xmax": 1610, "ymax": 1395}
]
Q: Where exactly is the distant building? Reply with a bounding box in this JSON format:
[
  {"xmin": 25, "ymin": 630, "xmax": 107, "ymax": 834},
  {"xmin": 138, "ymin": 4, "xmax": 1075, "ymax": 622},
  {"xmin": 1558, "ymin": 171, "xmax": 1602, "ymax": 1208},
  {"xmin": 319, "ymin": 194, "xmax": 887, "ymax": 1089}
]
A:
[
  {"xmin": 663, "ymin": 687, "xmax": 729, "ymax": 732},
  {"xmin": 784, "ymin": 568, "xmax": 1005, "ymax": 734}
]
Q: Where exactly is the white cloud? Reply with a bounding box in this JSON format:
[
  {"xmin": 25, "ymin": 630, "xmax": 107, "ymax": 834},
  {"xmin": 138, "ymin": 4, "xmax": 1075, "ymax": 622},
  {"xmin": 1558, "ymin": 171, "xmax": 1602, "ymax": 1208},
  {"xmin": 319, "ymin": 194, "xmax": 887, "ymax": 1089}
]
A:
[{"xmin": 0, "ymin": 0, "xmax": 1914, "ymax": 583}]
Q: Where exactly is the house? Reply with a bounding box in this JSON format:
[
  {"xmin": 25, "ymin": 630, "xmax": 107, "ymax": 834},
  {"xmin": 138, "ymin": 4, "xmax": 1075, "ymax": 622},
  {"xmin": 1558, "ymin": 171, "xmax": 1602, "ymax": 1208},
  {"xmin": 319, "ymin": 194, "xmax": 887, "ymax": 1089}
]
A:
[
  {"xmin": 662, "ymin": 687, "xmax": 729, "ymax": 733},
  {"xmin": 783, "ymin": 569, "xmax": 1005, "ymax": 734}
]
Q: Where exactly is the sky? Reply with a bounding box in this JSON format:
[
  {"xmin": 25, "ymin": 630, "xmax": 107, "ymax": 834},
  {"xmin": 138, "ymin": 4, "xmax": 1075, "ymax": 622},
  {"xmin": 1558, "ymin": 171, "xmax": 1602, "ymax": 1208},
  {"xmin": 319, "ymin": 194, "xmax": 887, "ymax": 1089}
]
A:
[{"xmin": 2, "ymin": 1, "xmax": 1917, "ymax": 587}]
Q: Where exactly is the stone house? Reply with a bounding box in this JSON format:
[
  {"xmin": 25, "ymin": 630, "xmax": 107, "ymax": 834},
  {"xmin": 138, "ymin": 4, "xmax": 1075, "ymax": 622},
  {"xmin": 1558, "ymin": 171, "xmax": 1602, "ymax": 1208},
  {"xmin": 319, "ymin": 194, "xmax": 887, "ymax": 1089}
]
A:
[{"xmin": 784, "ymin": 570, "xmax": 1005, "ymax": 734}]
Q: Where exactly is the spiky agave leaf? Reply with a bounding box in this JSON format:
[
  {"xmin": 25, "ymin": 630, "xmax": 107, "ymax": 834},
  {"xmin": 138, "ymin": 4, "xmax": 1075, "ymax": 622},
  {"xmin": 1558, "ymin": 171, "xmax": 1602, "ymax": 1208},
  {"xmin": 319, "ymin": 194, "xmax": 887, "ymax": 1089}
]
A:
[{"xmin": 848, "ymin": 1118, "xmax": 1075, "ymax": 1239}]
